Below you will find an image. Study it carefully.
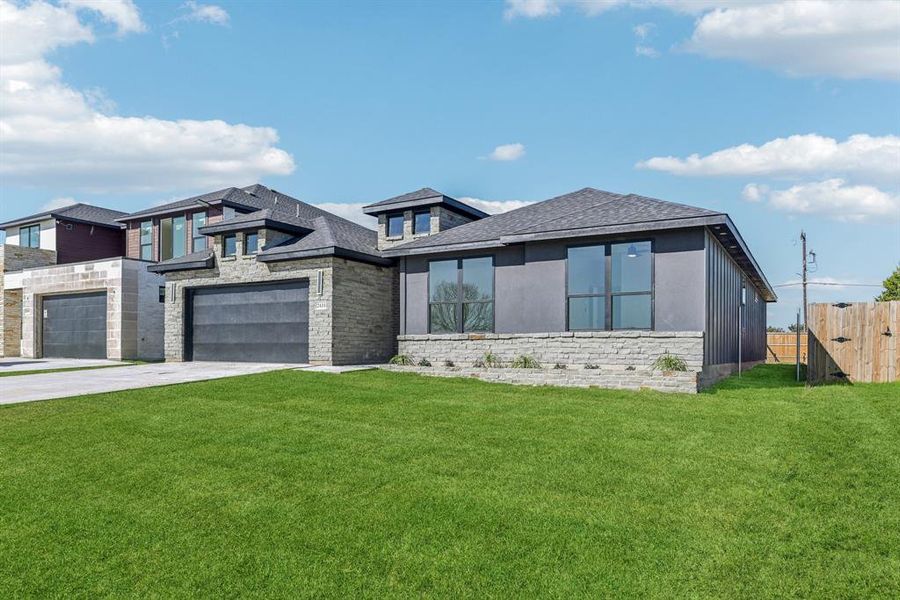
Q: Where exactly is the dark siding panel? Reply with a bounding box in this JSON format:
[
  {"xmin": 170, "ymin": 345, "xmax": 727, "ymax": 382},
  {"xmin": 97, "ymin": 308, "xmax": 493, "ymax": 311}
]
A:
[
  {"xmin": 704, "ymin": 230, "xmax": 767, "ymax": 365},
  {"xmin": 55, "ymin": 221, "xmax": 125, "ymax": 264}
]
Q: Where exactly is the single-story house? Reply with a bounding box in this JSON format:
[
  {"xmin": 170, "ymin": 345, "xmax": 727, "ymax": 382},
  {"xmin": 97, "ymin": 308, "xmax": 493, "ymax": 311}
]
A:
[{"xmin": 142, "ymin": 184, "xmax": 774, "ymax": 389}]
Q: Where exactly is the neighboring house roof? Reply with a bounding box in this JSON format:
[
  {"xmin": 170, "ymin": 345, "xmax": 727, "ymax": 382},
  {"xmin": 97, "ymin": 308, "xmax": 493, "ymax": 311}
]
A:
[
  {"xmin": 382, "ymin": 187, "xmax": 775, "ymax": 301},
  {"xmin": 362, "ymin": 187, "xmax": 489, "ymax": 220},
  {"xmin": 0, "ymin": 203, "xmax": 128, "ymax": 230},
  {"xmin": 146, "ymin": 184, "xmax": 385, "ymax": 271}
]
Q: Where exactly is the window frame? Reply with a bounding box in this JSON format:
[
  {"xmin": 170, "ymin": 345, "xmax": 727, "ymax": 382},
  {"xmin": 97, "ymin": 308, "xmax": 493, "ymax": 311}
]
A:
[
  {"xmin": 222, "ymin": 233, "xmax": 237, "ymax": 257},
  {"xmin": 386, "ymin": 213, "xmax": 405, "ymax": 238},
  {"xmin": 427, "ymin": 255, "xmax": 495, "ymax": 334},
  {"xmin": 565, "ymin": 239, "xmax": 655, "ymax": 331},
  {"xmin": 244, "ymin": 230, "xmax": 259, "ymax": 255},
  {"xmin": 19, "ymin": 224, "xmax": 40, "ymax": 248},
  {"xmin": 139, "ymin": 220, "xmax": 152, "ymax": 260},
  {"xmin": 412, "ymin": 210, "xmax": 431, "ymax": 235},
  {"xmin": 192, "ymin": 211, "xmax": 207, "ymax": 253},
  {"xmin": 159, "ymin": 214, "xmax": 187, "ymax": 261}
]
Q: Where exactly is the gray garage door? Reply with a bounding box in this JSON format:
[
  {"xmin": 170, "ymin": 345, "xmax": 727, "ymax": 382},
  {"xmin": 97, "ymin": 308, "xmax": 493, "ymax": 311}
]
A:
[
  {"xmin": 188, "ymin": 281, "xmax": 309, "ymax": 363},
  {"xmin": 42, "ymin": 292, "xmax": 108, "ymax": 359}
]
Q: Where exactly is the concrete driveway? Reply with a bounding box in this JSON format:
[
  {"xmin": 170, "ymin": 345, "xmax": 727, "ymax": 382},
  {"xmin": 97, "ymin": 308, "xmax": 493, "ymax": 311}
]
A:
[
  {"xmin": 1, "ymin": 361, "xmax": 303, "ymax": 405},
  {"xmin": 0, "ymin": 357, "xmax": 123, "ymax": 372}
]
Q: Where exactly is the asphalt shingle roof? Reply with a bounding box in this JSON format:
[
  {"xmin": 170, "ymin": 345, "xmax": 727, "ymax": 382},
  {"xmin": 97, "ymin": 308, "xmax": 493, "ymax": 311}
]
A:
[
  {"xmin": 0, "ymin": 203, "xmax": 128, "ymax": 229},
  {"xmin": 387, "ymin": 188, "xmax": 723, "ymax": 250},
  {"xmin": 363, "ymin": 187, "xmax": 445, "ymax": 209}
]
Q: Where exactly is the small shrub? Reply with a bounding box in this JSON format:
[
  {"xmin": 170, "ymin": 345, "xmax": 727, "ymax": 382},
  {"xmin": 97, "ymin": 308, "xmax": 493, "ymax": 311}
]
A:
[
  {"xmin": 584, "ymin": 363, "xmax": 599, "ymax": 370},
  {"xmin": 482, "ymin": 352, "xmax": 503, "ymax": 368},
  {"xmin": 511, "ymin": 355, "xmax": 541, "ymax": 369},
  {"xmin": 389, "ymin": 354, "xmax": 414, "ymax": 366},
  {"xmin": 652, "ymin": 353, "xmax": 688, "ymax": 372},
  {"xmin": 472, "ymin": 358, "xmax": 485, "ymax": 368},
  {"xmin": 625, "ymin": 365, "xmax": 636, "ymax": 371},
  {"xmin": 553, "ymin": 363, "xmax": 567, "ymax": 370},
  {"xmin": 417, "ymin": 358, "xmax": 432, "ymax": 367},
  {"xmin": 443, "ymin": 359, "xmax": 455, "ymax": 368}
]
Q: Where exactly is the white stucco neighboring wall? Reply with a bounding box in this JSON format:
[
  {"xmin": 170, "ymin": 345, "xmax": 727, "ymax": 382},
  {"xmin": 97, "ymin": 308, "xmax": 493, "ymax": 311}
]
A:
[{"xmin": 3, "ymin": 218, "xmax": 57, "ymax": 251}]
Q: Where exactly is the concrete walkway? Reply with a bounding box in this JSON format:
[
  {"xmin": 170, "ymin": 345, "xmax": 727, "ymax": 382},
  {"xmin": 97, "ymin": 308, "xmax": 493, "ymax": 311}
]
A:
[
  {"xmin": 0, "ymin": 357, "xmax": 123, "ymax": 373},
  {"xmin": 0, "ymin": 361, "xmax": 302, "ymax": 405}
]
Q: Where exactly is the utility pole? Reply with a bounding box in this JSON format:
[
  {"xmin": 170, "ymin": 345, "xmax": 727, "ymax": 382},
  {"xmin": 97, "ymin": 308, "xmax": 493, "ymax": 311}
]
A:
[{"xmin": 801, "ymin": 230, "xmax": 807, "ymax": 332}]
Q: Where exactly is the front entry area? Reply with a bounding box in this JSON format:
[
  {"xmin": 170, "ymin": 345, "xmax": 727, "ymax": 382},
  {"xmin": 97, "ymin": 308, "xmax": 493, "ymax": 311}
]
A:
[
  {"xmin": 42, "ymin": 292, "xmax": 108, "ymax": 359},
  {"xmin": 187, "ymin": 281, "xmax": 310, "ymax": 363}
]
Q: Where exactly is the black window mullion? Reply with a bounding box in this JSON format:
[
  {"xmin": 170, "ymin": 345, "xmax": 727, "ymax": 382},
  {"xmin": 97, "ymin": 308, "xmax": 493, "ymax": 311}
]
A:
[
  {"xmin": 456, "ymin": 259, "xmax": 464, "ymax": 333},
  {"xmin": 604, "ymin": 245, "xmax": 612, "ymax": 330}
]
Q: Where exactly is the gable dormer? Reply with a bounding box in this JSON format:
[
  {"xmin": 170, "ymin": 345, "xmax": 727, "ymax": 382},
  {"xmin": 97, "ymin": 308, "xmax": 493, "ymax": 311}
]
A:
[{"xmin": 362, "ymin": 187, "xmax": 488, "ymax": 250}]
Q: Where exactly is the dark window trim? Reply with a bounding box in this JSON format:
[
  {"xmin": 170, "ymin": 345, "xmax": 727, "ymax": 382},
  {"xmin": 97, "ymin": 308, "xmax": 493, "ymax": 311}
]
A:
[
  {"xmin": 412, "ymin": 210, "xmax": 431, "ymax": 235},
  {"xmin": 222, "ymin": 233, "xmax": 237, "ymax": 257},
  {"xmin": 20, "ymin": 223, "xmax": 41, "ymax": 248},
  {"xmin": 244, "ymin": 230, "xmax": 259, "ymax": 255},
  {"xmin": 565, "ymin": 238, "xmax": 655, "ymax": 331},
  {"xmin": 139, "ymin": 220, "xmax": 153, "ymax": 260},
  {"xmin": 191, "ymin": 211, "xmax": 207, "ymax": 252},
  {"xmin": 158, "ymin": 286, "xmax": 166, "ymax": 303},
  {"xmin": 427, "ymin": 255, "xmax": 495, "ymax": 334},
  {"xmin": 386, "ymin": 213, "xmax": 405, "ymax": 238}
]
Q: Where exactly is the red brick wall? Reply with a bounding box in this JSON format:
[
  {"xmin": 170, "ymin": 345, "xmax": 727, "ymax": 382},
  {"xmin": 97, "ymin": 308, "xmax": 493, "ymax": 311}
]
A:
[
  {"xmin": 55, "ymin": 221, "xmax": 125, "ymax": 264},
  {"xmin": 126, "ymin": 222, "xmax": 140, "ymax": 259}
]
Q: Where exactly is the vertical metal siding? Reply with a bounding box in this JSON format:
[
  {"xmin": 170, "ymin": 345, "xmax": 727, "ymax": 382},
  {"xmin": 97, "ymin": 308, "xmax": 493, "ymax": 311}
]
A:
[{"xmin": 705, "ymin": 230, "xmax": 766, "ymax": 365}]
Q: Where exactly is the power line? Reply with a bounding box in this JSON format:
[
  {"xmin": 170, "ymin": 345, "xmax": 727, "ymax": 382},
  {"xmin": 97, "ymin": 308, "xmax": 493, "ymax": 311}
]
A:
[{"xmin": 775, "ymin": 282, "xmax": 881, "ymax": 288}]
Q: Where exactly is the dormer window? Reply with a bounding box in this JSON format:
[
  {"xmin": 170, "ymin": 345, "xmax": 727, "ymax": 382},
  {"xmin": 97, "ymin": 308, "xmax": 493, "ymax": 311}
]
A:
[
  {"xmin": 244, "ymin": 231, "xmax": 259, "ymax": 255},
  {"xmin": 19, "ymin": 224, "xmax": 40, "ymax": 248},
  {"xmin": 223, "ymin": 234, "xmax": 237, "ymax": 257},
  {"xmin": 387, "ymin": 214, "xmax": 404, "ymax": 238},
  {"xmin": 413, "ymin": 211, "xmax": 431, "ymax": 235}
]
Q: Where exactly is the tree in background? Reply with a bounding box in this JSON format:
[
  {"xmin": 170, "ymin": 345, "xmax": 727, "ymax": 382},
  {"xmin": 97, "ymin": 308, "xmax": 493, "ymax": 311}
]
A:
[
  {"xmin": 767, "ymin": 326, "xmax": 785, "ymax": 332},
  {"xmin": 875, "ymin": 265, "xmax": 900, "ymax": 301}
]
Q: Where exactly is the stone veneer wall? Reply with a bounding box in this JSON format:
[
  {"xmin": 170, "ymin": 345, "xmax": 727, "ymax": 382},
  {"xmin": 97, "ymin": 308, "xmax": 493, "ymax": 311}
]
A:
[
  {"xmin": 397, "ymin": 331, "xmax": 704, "ymax": 370},
  {"xmin": 377, "ymin": 206, "xmax": 474, "ymax": 250},
  {"xmin": 162, "ymin": 229, "xmax": 398, "ymax": 365},
  {"xmin": 331, "ymin": 258, "xmax": 398, "ymax": 364},
  {"xmin": 381, "ymin": 365, "xmax": 700, "ymax": 394},
  {"xmin": 162, "ymin": 230, "xmax": 335, "ymax": 363},
  {"xmin": 0, "ymin": 244, "xmax": 57, "ymax": 357},
  {"xmin": 19, "ymin": 258, "xmax": 163, "ymax": 360}
]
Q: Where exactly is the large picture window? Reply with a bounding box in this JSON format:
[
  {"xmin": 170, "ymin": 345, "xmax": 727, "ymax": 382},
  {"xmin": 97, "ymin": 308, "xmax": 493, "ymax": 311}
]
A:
[
  {"xmin": 159, "ymin": 215, "xmax": 186, "ymax": 261},
  {"xmin": 429, "ymin": 257, "xmax": 494, "ymax": 333},
  {"xmin": 19, "ymin": 224, "xmax": 40, "ymax": 248},
  {"xmin": 567, "ymin": 241, "xmax": 652, "ymax": 330},
  {"xmin": 139, "ymin": 221, "xmax": 152, "ymax": 260}
]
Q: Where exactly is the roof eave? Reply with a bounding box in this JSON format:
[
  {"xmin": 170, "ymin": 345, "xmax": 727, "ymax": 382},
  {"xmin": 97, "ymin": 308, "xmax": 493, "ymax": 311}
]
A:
[
  {"xmin": 116, "ymin": 199, "xmax": 226, "ymax": 222},
  {"xmin": 257, "ymin": 245, "xmax": 392, "ymax": 266},
  {"xmin": 199, "ymin": 218, "xmax": 312, "ymax": 237},
  {"xmin": 147, "ymin": 255, "xmax": 214, "ymax": 274}
]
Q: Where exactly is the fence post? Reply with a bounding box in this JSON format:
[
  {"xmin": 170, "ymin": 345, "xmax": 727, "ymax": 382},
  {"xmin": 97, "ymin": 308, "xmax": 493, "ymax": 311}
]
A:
[{"xmin": 796, "ymin": 310, "xmax": 801, "ymax": 382}]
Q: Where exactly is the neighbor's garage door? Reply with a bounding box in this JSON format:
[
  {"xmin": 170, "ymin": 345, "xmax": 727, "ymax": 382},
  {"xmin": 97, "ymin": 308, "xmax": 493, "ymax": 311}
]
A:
[
  {"xmin": 188, "ymin": 281, "xmax": 309, "ymax": 363},
  {"xmin": 42, "ymin": 291, "xmax": 108, "ymax": 359}
]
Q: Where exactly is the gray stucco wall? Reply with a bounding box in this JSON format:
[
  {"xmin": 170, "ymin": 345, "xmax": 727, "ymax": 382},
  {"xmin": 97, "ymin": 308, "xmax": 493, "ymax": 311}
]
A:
[{"xmin": 400, "ymin": 228, "xmax": 707, "ymax": 336}]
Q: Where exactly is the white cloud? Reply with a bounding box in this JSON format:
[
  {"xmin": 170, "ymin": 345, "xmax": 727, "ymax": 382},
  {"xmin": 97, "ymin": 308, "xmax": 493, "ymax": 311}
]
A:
[
  {"xmin": 504, "ymin": 1, "xmax": 900, "ymax": 80},
  {"xmin": 486, "ymin": 143, "xmax": 526, "ymax": 161},
  {"xmin": 311, "ymin": 203, "xmax": 377, "ymax": 229},
  {"xmin": 633, "ymin": 21, "xmax": 659, "ymax": 57},
  {"xmin": 175, "ymin": 1, "xmax": 230, "ymax": 26},
  {"xmin": 637, "ymin": 134, "xmax": 900, "ymax": 180},
  {"xmin": 750, "ymin": 179, "xmax": 900, "ymax": 222},
  {"xmin": 62, "ymin": 0, "xmax": 145, "ymax": 35},
  {"xmin": 458, "ymin": 197, "xmax": 534, "ymax": 215},
  {"xmin": 0, "ymin": 0, "xmax": 294, "ymax": 193},
  {"xmin": 41, "ymin": 196, "xmax": 77, "ymax": 211},
  {"xmin": 741, "ymin": 183, "xmax": 768, "ymax": 202},
  {"xmin": 685, "ymin": 1, "xmax": 900, "ymax": 80},
  {"xmin": 633, "ymin": 22, "xmax": 654, "ymax": 39},
  {"xmin": 635, "ymin": 45, "xmax": 659, "ymax": 58}
]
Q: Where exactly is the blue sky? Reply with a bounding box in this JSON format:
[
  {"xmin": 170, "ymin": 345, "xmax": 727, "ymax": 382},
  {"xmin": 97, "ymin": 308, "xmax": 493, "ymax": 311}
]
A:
[{"xmin": 1, "ymin": 0, "xmax": 898, "ymax": 327}]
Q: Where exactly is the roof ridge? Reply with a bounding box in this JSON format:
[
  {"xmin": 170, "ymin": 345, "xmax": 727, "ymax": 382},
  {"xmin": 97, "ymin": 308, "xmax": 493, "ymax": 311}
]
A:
[
  {"xmin": 622, "ymin": 192, "xmax": 724, "ymax": 216},
  {"xmin": 506, "ymin": 190, "xmax": 622, "ymax": 236}
]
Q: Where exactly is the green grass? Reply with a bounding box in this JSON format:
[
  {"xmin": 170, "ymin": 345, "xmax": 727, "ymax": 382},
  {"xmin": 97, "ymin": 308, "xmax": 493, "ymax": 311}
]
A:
[
  {"xmin": 0, "ymin": 363, "xmax": 136, "ymax": 377},
  {"xmin": 1, "ymin": 365, "xmax": 897, "ymax": 598}
]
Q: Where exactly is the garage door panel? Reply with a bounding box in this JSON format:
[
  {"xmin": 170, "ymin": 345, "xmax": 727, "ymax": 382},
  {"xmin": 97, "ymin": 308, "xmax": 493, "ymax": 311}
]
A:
[
  {"xmin": 42, "ymin": 292, "xmax": 107, "ymax": 359},
  {"xmin": 189, "ymin": 281, "xmax": 309, "ymax": 363}
]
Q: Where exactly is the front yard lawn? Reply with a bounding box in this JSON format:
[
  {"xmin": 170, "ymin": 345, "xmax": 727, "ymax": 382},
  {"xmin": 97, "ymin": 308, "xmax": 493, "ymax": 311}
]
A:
[{"xmin": 1, "ymin": 365, "xmax": 897, "ymax": 598}]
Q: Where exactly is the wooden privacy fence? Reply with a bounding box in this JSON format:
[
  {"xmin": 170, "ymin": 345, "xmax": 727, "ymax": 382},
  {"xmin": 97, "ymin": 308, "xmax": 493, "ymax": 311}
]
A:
[
  {"xmin": 807, "ymin": 301, "xmax": 899, "ymax": 384},
  {"xmin": 766, "ymin": 332, "xmax": 807, "ymax": 364}
]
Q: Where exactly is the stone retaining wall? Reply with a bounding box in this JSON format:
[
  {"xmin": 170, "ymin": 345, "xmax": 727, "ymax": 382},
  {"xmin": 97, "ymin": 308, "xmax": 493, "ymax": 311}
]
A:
[
  {"xmin": 381, "ymin": 365, "xmax": 699, "ymax": 394},
  {"xmin": 397, "ymin": 331, "xmax": 704, "ymax": 370}
]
